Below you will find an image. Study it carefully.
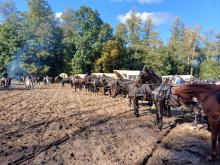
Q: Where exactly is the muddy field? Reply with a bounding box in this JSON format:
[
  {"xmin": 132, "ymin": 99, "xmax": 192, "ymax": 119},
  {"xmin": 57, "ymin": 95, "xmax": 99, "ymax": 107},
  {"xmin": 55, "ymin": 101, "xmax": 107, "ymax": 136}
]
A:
[{"xmin": 0, "ymin": 84, "xmax": 220, "ymax": 165}]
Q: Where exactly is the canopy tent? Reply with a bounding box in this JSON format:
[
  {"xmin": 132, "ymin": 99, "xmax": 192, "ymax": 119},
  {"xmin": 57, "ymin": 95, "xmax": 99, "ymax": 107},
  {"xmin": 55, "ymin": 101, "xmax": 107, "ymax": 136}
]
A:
[
  {"xmin": 113, "ymin": 70, "xmax": 140, "ymax": 80},
  {"xmin": 92, "ymin": 73, "xmax": 117, "ymax": 79},
  {"xmin": 74, "ymin": 74, "xmax": 86, "ymax": 78},
  {"xmin": 59, "ymin": 73, "xmax": 68, "ymax": 78}
]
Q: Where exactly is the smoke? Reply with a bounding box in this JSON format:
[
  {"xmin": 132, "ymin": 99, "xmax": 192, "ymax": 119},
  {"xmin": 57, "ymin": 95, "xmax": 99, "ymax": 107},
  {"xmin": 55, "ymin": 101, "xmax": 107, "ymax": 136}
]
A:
[{"xmin": 6, "ymin": 47, "xmax": 28, "ymax": 78}]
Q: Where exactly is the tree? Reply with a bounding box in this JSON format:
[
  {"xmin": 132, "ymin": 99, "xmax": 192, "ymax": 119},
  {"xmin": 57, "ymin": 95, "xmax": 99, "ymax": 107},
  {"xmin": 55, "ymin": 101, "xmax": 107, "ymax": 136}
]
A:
[
  {"xmin": 71, "ymin": 6, "xmax": 104, "ymax": 74},
  {"xmin": 124, "ymin": 10, "xmax": 143, "ymax": 69},
  {"xmin": 92, "ymin": 23, "xmax": 113, "ymax": 61},
  {"xmin": 21, "ymin": 0, "xmax": 63, "ymax": 76},
  {"xmin": 115, "ymin": 23, "xmax": 128, "ymax": 69},
  {"xmin": 199, "ymin": 60, "xmax": 220, "ymax": 80},
  {"xmin": 142, "ymin": 17, "xmax": 164, "ymax": 74},
  {"xmin": 0, "ymin": 0, "xmax": 23, "ymax": 73},
  {"xmin": 61, "ymin": 8, "xmax": 77, "ymax": 74},
  {"xmin": 167, "ymin": 17, "xmax": 186, "ymax": 75},
  {"xmin": 183, "ymin": 25, "xmax": 200, "ymax": 75},
  {"xmin": 96, "ymin": 39, "xmax": 122, "ymax": 72}
]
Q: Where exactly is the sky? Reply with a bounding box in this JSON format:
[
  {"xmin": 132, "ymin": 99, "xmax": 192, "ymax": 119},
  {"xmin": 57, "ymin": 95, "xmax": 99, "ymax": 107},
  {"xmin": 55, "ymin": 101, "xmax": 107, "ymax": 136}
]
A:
[{"xmin": 6, "ymin": 0, "xmax": 220, "ymax": 43}]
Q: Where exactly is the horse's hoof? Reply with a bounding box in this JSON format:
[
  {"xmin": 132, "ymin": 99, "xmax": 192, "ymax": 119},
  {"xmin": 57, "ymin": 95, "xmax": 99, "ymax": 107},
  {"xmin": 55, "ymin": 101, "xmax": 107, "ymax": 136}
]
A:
[{"xmin": 207, "ymin": 154, "xmax": 216, "ymax": 161}]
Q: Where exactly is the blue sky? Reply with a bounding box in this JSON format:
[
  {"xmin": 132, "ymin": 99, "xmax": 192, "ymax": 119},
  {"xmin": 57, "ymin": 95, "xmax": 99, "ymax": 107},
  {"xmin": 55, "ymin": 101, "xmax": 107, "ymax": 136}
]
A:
[{"xmin": 8, "ymin": 0, "xmax": 220, "ymax": 43}]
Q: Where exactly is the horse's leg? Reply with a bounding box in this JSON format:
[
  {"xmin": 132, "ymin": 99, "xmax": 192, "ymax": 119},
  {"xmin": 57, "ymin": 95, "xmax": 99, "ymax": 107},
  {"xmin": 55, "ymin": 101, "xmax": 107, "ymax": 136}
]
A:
[
  {"xmin": 164, "ymin": 99, "xmax": 171, "ymax": 117},
  {"xmin": 152, "ymin": 96, "xmax": 162, "ymax": 127},
  {"xmin": 94, "ymin": 86, "xmax": 97, "ymax": 95},
  {"xmin": 157, "ymin": 99, "xmax": 164, "ymax": 127},
  {"xmin": 207, "ymin": 116, "xmax": 219, "ymax": 161},
  {"xmin": 133, "ymin": 97, "xmax": 139, "ymax": 118},
  {"xmin": 167, "ymin": 105, "xmax": 171, "ymax": 117},
  {"xmin": 193, "ymin": 112, "xmax": 198, "ymax": 127}
]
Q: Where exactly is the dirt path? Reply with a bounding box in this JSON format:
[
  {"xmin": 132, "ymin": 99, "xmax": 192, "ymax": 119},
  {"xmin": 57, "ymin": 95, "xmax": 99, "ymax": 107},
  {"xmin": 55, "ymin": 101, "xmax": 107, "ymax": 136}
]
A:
[{"xmin": 0, "ymin": 84, "xmax": 219, "ymax": 165}]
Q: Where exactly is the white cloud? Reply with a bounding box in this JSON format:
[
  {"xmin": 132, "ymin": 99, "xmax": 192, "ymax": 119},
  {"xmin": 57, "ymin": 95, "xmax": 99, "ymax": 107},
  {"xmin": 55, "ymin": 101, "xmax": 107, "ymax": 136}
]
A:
[
  {"xmin": 110, "ymin": 0, "xmax": 163, "ymax": 4},
  {"xmin": 117, "ymin": 10, "xmax": 172, "ymax": 25},
  {"xmin": 55, "ymin": 12, "xmax": 63, "ymax": 19}
]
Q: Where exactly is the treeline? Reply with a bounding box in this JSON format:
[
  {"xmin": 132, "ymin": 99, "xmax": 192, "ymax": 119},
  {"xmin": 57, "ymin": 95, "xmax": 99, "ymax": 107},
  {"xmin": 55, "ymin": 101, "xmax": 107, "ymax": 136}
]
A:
[{"xmin": 0, "ymin": 0, "xmax": 220, "ymax": 80}]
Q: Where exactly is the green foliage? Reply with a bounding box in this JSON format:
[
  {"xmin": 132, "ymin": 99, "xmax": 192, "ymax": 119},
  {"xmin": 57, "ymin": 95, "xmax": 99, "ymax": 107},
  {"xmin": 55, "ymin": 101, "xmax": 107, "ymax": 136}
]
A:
[
  {"xmin": 95, "ymin": 39, "xmax": 122, "ymax": 72},
  {"xmin": 68, "ymin": 6, "xmax": 113, "ymax": 74},
  {"xmin": 200, "ymin": 60, "xmax": 220, "ymax": 80},
  {"xmin": 0, "ymin": 0, "xmax": 23, "ymax": 72},
  {"xmin": 0, "ymin": 0, "xmax": 219, "ymax": 79},
  {"xmin": 20, "ymin": 0, "xmax": 64, "ymax": 76}
]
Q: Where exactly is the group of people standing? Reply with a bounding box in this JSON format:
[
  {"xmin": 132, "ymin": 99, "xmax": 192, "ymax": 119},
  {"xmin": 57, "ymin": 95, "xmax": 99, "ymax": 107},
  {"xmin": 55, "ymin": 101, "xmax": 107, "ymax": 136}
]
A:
[
  {"xmin": 25, "ymin": 75, "xmax": 50, "ymax": 89},
  {"xmin": 25, "ymin": 75, "xmax": 37, "ymax": 89}
]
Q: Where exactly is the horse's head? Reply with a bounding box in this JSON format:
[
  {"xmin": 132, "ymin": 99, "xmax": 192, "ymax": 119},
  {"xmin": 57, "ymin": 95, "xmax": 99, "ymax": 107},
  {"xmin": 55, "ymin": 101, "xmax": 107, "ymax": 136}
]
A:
[
  {"xmin": 136, "ymin": 66, "xmax": 150, "ymax": 85},
  {"xmin": 137, "ymin": 66, "xmax": 162, "ymax": 87}
]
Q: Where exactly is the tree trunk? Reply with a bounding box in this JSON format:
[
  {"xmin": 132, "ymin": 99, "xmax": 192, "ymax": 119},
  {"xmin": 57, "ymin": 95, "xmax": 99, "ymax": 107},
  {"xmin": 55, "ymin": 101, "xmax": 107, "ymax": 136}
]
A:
[{"xmin": 190, "ymin": 45, "xmax": 195, "ymax": 76}]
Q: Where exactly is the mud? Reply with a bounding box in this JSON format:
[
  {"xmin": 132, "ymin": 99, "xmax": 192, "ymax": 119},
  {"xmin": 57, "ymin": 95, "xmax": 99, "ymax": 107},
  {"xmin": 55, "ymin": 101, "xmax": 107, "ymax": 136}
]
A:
[{"xmin": 0, "ymin": 84, "xmax": 219, "ymax": 165}]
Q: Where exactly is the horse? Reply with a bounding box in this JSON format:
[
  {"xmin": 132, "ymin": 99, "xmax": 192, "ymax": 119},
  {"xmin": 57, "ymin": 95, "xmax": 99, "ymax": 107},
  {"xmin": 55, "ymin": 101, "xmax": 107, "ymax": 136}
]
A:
[
  {"xmin": 61, "ymin": 77, "xmax": 71, "ymax": 87},
  {"xmin": 70, "ymin": 76, "xmax": 85, "ymax": 92},
  {"xmin": 173, "ymin": 83, "xmax": 220, "ymax": 161},
  {"xmin": 84, "ymin": 75, "xmax": 102, "ymax": 94},
  {"xmin": 90, "ymin": 76, "xmax": 102, "ymax": 95},
  {"xmin": 110, "ymin": 79, "xmax": 134, "ymax": 98},
  {"xmin": 133, "ymin": 66, "xmax": 170, "ymax": 126},
  {"xmin": 1, "ymin": 77, "xmax": 11, "ymax": 90},
  {"xmin": 102, "ymin": 74, "xmax": 118, "ymax": 96}
]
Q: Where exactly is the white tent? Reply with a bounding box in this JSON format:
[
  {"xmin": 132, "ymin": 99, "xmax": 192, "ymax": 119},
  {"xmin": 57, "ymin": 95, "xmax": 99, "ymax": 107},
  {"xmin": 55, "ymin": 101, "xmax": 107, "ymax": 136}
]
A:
[
  {"xmin": 74, "ymin": 74, "xmax": 86, "ymax": 78},
  {"xmin": 92, "ymin": 73, "xmax": 117, "ymax": 79},
  {"xmin": 113, "ymin": 70, "xmax": 140, "ymax": 80}
]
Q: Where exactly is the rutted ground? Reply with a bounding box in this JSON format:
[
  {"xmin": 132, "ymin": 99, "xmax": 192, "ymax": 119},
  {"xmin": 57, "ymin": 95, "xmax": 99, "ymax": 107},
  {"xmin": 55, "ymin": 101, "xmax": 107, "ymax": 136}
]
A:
[{"xmin": 0, "ymin": 84, "xmax": 219, "ymax": 165}]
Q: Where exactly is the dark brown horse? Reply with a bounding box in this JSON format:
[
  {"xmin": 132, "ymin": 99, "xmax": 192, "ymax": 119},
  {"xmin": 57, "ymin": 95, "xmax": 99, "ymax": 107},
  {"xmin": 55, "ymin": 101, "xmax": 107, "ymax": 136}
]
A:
[
  {"xmin": 70, "ymin": 76, "xmax": 85, "ymax": 92},
  {"xmin": 102, "ymin": 74, "xmax": 117, "ymax": 96},
  {"xmin": 84, "ymin": 75, "xmax": 103, "ymax": 95},
  {"xmin": 110, "ymin": 79, "xmax": 134, "ymax": 97},
  {"xmin": 173, "ymin": 84, "xmax": 220, "ymax": 161},
  {"xmin": 134, "ymin": 66, "xmax": 167, "ymax": 125}
]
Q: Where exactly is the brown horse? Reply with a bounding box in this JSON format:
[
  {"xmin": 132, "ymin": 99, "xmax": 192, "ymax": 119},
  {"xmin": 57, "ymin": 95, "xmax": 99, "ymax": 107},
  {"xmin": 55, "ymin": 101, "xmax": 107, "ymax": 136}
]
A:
[
  {"xmin": 70, "ymin": 76, "xmax": 85, "ymax": 92},
  {"xmin": 173, "ymin": 83, "xmax": 220, "ymax": 161}
]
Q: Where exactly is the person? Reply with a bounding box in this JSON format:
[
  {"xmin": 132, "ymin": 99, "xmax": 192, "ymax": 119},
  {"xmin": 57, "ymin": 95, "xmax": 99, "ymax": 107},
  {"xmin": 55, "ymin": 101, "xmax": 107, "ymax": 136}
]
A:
[
  {"xmin": 46, "ymin": 76, "xmax": 49, "ymax": 84},
  {"xmin": 25, "ymin": 76, "xmax": 31, "ymax": 89},
  {"xmin": 43, "ymin": 76, "xmax": 47, "ymax": 85},
  {"xmin": 174, "ymin": 75, "xmax": 185, "ymax": 86}
]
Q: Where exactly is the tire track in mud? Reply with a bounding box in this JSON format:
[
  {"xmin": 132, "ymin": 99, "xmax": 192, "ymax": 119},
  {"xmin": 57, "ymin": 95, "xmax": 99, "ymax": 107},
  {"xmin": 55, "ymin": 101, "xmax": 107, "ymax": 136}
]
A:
[
  {"xmin": 7, "ymin": 110, "xmax": 132, "ymax": 165},
  {"xmin": 0, "ymin": 90, "xmax": 25, "ymax": 102},
  {"xmin": 0, "ymin": 87, "xmax": 60, "ymax": 137},
  {"xmin": 0, "ymin": 87, "xmax": 63, "ymax": 164},
  {"xmin": 2, "ymin": 86, "xmax": 132, "ymax": 164},
  {"xmin": 1, "ymin": 84, "xmax": 166, "ymax": 165},
  {"xmin": 0, "ymin": 89, "xmax": 49, "ymax": 124},
  {"xmin": 135, "ymin": 121, "xmax": 178, "ymax": 165},
  {"xmin": 0, "ymin": 90, "xmax": 41, "ymax": 112}
]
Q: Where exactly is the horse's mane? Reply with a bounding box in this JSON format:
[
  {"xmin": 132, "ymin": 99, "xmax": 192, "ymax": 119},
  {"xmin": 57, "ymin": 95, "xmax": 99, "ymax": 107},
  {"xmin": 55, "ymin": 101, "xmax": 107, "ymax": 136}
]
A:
[
  {"xmin": 174, "ymin": 83, "xmax": 216, "ymax": 98},
  {"xmin": 148, "ymin": 70, "xmax": 162, "ymax": 85}
]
